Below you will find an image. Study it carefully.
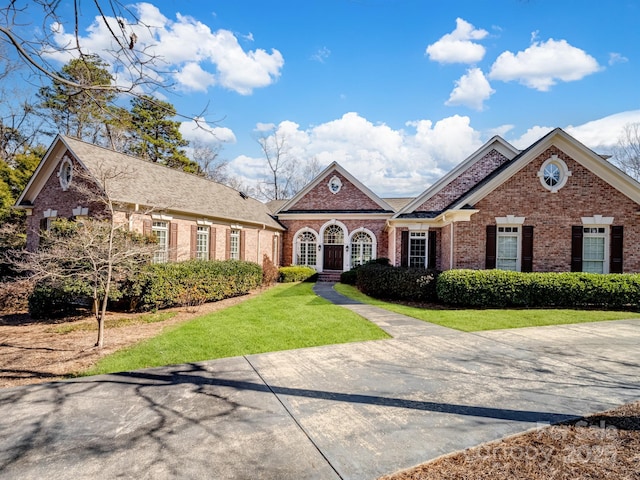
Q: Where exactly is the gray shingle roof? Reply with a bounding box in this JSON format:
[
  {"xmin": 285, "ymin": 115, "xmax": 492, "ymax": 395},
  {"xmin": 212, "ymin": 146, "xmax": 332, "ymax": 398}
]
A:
[{"xmin": 62, "ymin": 136, "xmax": 283, "ymax": 230}]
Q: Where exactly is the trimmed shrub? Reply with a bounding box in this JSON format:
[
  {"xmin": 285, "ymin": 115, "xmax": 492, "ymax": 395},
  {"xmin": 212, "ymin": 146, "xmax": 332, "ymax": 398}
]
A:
[
  {"xmin": 0, "ymin": 279, "xmax": 32, "ymax": 313},
  {"xmin": 355, "ymin": 262, "xmax": 439, "ymax": 302},
  {"xmin": 340, "ymin": 268, "xmax": 358, "ymax": 285},
  {"xmin": 28, "ymin": 278, "xmax": 94, "ymax": 319},
  {"xmin": 436, "ymin": 269, "xmax": 640, "ymax": 309},
  {"xmin": 278, "ymin": 266, "xmax": 317, "ymax": 283},
  {"xmin": 262, "ymin": 254, "xmax": 279, "ymax": 285},
  {"xmin": 125, "ymin": 260, "xmax": 263, "ymax": 311}
]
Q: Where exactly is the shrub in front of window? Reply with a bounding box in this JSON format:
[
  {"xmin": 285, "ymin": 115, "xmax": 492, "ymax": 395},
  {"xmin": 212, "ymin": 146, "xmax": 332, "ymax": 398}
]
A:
[
  {"xmin": 125, "ymin": 259, "xmax": 262, "ymax": 311},
  {"xmin": 436, "ymin": 269, "xmax": 640, "ymax": 309}
]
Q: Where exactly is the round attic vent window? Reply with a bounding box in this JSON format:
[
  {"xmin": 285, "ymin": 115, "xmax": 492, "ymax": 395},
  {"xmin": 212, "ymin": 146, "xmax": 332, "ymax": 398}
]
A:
[
  {"xmin": 58, "ymin": 156, "xmax": 73, "ymax": 191},
  {"xmin": 328, "ymin": 175, "xmax": 342, "ymax": 194},
  {"xmin": 538, "ymin": 155, "xmax": 570, "ymax": 193}
]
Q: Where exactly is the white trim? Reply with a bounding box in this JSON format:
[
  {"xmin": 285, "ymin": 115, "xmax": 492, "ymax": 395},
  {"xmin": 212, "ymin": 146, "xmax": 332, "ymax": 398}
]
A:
[
  {"xmin": 319, "ymin": 220, "xmax": 348, "ymax": 271},
  {"xmin": 496, "ymin": 224, "xmax": 522, "ymax": 272},
  {"xmin": 581, "ymin": 215, "xmax": 614, "ymax": 225},
  {"xmin": 327, "ymin": 175, "xmax": 342, "ymax": 194},
  {"xmin": 581, "ymin": 224, "xmax": 610, "ymax": 274},
  {"xmin": 276, "ymin": 212, "xmax": 392, "ymax": 221},
  {"xmin": 43, "ymin": 208, "xmax": 57, "ymax": 218},
  {"xmin": 72, "ymin": 206, "xmax": 89, "ymax": 216},
  {"xmin": 197, "ymin": 219, "xmax": 213, "ymax": 226},
  {"xmin": 58, "ymin": 155, "xmax": 73, "ymax": 191},
  {"xmin": 347, "ymin": 227, "xmax": 377, "ymax": 270},
  {"xmin": 538, "ymin": 155, "xmax": 571, "ymax": 192},
  {"xmin": 151, "ymin": 213, "xmax": 173, "ymax": 221},
  {"xmin": 292, "ymin": 227, "xmax": 319, "ymax": 270},
  {"xmin": 395, "ymin": 136, "xmax": 520, "ymax": 216},
  {"xmin": 495, "ymin": 215, "xmax": 525, "ymax": 225}
]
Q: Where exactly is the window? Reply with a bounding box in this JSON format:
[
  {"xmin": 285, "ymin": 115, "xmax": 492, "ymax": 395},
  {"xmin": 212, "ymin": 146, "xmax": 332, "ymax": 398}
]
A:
[
  {"xmin": 497, "ymin": 226, "xmax": 520, "ymax": 271},
  {"xmin": 230, "ymin": 229, "xmax": 240, "ymax": 260},
  {"xmin": 152, "ymin": 221, "xmax": 168, "ymax": 263},
  {"xmin": 196, "ymin": 226, "xmax": 209, "ymax": 260},
  {"xmin": 583, "ymin": 227, "xmax": 606, "ymax": 273},
  {"xmin": 351, "ymin": 231, "xmax": 373, "ymax": 267},
  {"xmin": 324, "ymin": 225, "xmax": 344, "ymax": 244},
  {"xmin": 58, "ymin": 156, "xmax": 73, "ymax": 191},
  {"xmin": 296, "ymin": 231, "xmax": 317, "ymax": 267},
  {"xmin": 538, "ymin": 155, "xmax": 571, "ymax": 192},
  {"xmin": 409, "ymin": 232, "xmax": 427, "ymax": 268}
]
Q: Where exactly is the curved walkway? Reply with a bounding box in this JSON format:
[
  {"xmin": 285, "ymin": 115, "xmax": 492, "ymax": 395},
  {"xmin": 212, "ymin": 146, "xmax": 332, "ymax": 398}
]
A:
[{"xmin": 1, "ymin": 284, "xmax": 639, "ymax": 479}]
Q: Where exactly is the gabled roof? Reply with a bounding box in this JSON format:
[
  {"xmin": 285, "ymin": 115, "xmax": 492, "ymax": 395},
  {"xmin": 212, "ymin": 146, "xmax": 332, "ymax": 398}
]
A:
[
  {"xmin": 448, "ymin": 128, "xmax": 640, "ymax": 209},
  {"xmin": 16, "ymin": 135, "xmax": 284, "ymax": 230},
  {"xmin": 394, "ymin": 135, "xmax": 520, "ymax": 217},
  {"xmin": 274, "ymin": 161, "xmax": 395, "ymax": 213}
]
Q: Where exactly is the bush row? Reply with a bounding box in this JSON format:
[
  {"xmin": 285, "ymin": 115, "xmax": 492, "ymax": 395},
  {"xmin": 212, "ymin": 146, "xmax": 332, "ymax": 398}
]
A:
[
  {"xmin": 29, "ymin": 259, "xmax": 263, "ymax": 317},
  {"xmin": 352, "ymin": 260, "xmax": 439, "ymax": 302},
  {"xmin": 437, "ymin": 269, "xmax": 640, "ymax": 308},
  {"xmin": 126, "ymin": 260, "xmax": 263, "ymax": 311}
]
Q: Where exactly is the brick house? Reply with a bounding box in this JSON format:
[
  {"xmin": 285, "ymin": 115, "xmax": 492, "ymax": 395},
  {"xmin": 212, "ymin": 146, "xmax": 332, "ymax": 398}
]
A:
[
  {"xmin": 15, "ymin": 135, "xmax": 284, "ymax": 265},
  {"xmin": 272, "ymin": 128, "xmax": 640, "ymax": 274}
]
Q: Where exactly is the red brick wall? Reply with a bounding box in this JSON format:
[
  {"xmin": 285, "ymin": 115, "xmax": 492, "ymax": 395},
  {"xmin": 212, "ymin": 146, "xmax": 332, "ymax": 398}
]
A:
[
  {"xmin": 415, "ymin": 149, "xmax": 510, "ymax": 212},
  {"xmin": 286, "ymin": 171, "xmax": 384, "ymax": 211},
  {"xmin": 280, "ymin": 218, "xmax": 388, "ymax": 267},
  {"xmin": 453, "ymin": 146, "xmax": 640, "ymax": 272},
  {"xmin": 26, "ymin": 151, "xmax": 106, "ymax": 251}
]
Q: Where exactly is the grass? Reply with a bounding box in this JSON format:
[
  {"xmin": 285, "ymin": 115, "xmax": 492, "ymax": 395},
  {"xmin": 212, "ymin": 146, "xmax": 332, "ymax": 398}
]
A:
[
  {"xmin": 46, "ymin": 312, "xmax": 177, "ymax": 334},
  {"xmin": 334, "ymin": 284, "xmax": 639, "ymax": 331},
  {"xmin": 86, "ymin": 282, "xmax": 389, "ymax": 375}
]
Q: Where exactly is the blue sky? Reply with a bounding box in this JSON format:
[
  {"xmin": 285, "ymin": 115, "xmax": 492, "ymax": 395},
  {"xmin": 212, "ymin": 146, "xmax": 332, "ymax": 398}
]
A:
[{"xmin": 15, "ymin": 0, "xmax": 640, "ymax": 196}]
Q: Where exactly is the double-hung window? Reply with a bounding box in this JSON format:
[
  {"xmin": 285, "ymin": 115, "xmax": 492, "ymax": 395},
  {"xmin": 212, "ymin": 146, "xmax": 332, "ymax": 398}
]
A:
[
  {"xmin": 296, "ymin": 231, "xmax": 317, "ymax": 267},
  {"xmin": 229, "ymin": 229, "xmax": 240, "ymax": 260},
  {"xmin": 582, "ymin": 227, "xmax": 606, "ymax": 273},
  {"xmin": 409, "ymin": 232, "xmax": 427, "ymax": 268},
  {"xmin": 496, "ymin": 226, "xmax": 520, "ymax": 271},
  {"xmin": 196, "ymin": 226, "xmax": 209, "ymax": 260},
  {"xmin": 153, "ymin": 221, "xmax": 169, "ymax": 263}
]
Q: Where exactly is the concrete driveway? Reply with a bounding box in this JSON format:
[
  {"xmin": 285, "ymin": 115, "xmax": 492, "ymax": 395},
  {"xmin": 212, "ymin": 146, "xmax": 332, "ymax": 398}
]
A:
[{"xmin": 1, "ymin": 283, "xmax": 639, "ymax": 479}]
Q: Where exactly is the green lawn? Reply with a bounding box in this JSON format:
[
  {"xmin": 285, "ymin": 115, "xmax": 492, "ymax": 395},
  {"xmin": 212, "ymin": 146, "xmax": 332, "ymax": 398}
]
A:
[
  {"xmin": 334, "ymin": 283, "xmax": 639, "ymax": 332},
  {"xmin": 86, "ymin": 282, "xmax": 389, "ymax": 376}
]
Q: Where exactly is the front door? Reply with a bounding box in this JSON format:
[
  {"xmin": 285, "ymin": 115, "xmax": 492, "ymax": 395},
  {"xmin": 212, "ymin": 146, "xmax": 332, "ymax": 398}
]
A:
[{"xmin": 323, "ymin": 245, "xmax": 344, "ymax": 270}]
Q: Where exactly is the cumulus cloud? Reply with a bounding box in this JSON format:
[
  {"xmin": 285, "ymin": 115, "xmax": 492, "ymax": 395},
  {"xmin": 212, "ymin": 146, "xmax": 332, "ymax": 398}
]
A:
[
  {"xmin": 565, "ymin": 110, "xmax": 640, "ymax": 151},
  {"xmin": 180, "ymin": 117, "xmax": 236, "ymax": 144},
  {"xmin": 489, "ymin": 38, "xmax": 600, "ymax": 91},
  {"xmin": 426, "ymin": 18, "xmax": 488, "ymax": 64},
  {"xmin": 44, "ymin": 2, "xmax": 284, "ymax": 95},
  {"xmin": 230, "ymin": 113, "xmax": 484, "ymax": 196},
  {"xmin": 445, "ymin": 68, "xmax": 495, "ymax": 111}
]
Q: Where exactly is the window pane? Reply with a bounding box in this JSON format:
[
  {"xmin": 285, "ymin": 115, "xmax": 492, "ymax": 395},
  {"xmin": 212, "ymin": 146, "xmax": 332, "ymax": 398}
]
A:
[
  {"xmin": 496, "ymin": 234, "xmax": 518, "ymax": 271},
  {"xmin": 296, "ymin": 231, "xmax": 317, "ymax": 267},
  {"xmin": 152, "ymin": 221, "xmax": 168, "ymax": 263},
  {"xmin": 351, "ymin": 232, "xmax": 373, "ymax": 267},
  {"xmin": 324, "ymin": 225, "xmax": 344, "ymax": 244},
  {"xmin": 196, "ymin": 226, "xmax": 209, "ymax": 260},
  {"xmin": 230, "ymin": 230, "xmax": 240, "ymax": 260},
  {"xmin": 409, "ymin": 237, "xmax": 426, "ymax": 268}
]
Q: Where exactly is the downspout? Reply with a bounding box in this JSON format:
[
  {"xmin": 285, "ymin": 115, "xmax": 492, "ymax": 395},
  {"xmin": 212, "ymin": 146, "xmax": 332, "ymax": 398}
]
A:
[{"xmin": 450, "ymin": 222, "xmax": 454, "ymax": 270}]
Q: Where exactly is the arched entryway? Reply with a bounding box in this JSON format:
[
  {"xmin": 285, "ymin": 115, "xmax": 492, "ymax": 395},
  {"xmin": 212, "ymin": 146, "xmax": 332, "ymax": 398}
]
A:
[{"xmin": 322, "ymin": 223, "xmax": 345, "ymax": 271}]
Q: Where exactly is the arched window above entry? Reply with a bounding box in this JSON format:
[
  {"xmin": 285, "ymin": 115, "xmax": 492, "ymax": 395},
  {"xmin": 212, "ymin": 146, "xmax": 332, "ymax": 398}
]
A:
[{"xmin": 324, "ymin": 225, "xmax": 344, "ymax": 244}]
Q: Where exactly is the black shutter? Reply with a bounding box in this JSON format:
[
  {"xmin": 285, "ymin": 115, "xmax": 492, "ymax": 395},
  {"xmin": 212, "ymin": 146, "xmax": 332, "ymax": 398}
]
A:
[
  {"xmin": 485, "ymin": 225, "xmax": 496, "ymax": 269},
  {"xmin": 610, "ymin": 225, "xmax": 623, "ymax": 273},
  {"xmin": 400, "ymin": 230, "xmax": 409, "ymax": 267},
  {"xmin": 521, "ymin": 226, "xmax": 534, "ymax": 272},
  {"xmin": 427, "ymin": 230, "xmax": 437, "ymax": 269},
  {"xmin": 571, "ymin": 226, "xmax": 583, "ymax": 272}
]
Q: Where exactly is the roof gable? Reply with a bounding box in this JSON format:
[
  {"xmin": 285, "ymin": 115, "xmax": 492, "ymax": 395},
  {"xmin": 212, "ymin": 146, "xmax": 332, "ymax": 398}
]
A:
[
  {"xmin": 395, "ymin": 136, "xmax": 519, "ymax": 217},
  {"xmin": 16, "ymin": 135, "xmax": 284, "ymax": 230},
  {"xmin": 450, "ymin": 128, "xmax": 640, "ymax": 209},
  {"xmin": 276, "ymin": 162, "xmax": 394, "ymax": 213}
]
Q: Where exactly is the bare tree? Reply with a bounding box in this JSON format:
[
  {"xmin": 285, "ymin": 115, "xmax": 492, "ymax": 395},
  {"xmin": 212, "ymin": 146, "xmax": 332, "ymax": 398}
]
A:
[
  {"xmin": 15, "ymin": 165, "xmax": 155, "ymax": 347},
  {"xmin": 255, "ymin": 129, "xmax": 297, "ymax": 201},
  {"xmin": 612, "ymin": 123, "xmax": 640, "ymax": 181},
  {"xmin": 190, "ymin": 140, "xmax": 230, "ymax": 183}
]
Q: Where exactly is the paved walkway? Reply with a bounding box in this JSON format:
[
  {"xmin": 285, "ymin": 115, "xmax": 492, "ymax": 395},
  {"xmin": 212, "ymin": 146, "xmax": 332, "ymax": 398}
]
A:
[{"xmin": 1, "ymin": 284, "xmax": 639, "ymax": 479}]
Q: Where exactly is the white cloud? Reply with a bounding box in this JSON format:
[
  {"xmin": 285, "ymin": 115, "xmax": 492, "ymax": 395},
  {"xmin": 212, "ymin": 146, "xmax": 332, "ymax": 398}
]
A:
[
  {"xmin": 509, "ymin": 125, "xmax": 554, "ymax": 150},
  {"xmin": 311, "ymin": 47, "xmax": 331, "ymax": 63},
  {"xmin": 426, "ymin": 18, "xmax": 488, "ymax": 64},
  {"xmin": 489, "ymin": 38, "xmax": 600, "ymax": 91},
  {"xmin": 608, "ymin": 52, "xmax": 628, "ymax": 66},
  {"xmin": 43, "ymin": 2, "xmax": 284, "ymax": 95},
  {"xmin": 566, "ymin": 110, "xmax": 640, "ymax": 151},
  {"xmin": 445, "ymin": 68, "xmax": 495, "ymax": 111},
  {"xmin": 230, "ymin": 113, "xmax": 483, "ymax": 196},
  {"xmin": 180, "ymin": 117, "xmax": 236, "ymax": 144}
]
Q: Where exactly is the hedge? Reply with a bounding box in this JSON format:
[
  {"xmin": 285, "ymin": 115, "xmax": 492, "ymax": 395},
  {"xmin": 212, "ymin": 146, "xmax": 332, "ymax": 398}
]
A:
[
  {"xmin": 436, "ymin": 269, "xmax": 640, "ymax": 308},
  {"xmin": 355, "ymin": 262, "xmax": 439, "ymax": 302},
  {"xmin": 278, "ymin": 266, "xmax": 317, "ymax": 283},
  {"xmin": 127, "ymin": 260, "xmax": 263, "ymax": 311}
]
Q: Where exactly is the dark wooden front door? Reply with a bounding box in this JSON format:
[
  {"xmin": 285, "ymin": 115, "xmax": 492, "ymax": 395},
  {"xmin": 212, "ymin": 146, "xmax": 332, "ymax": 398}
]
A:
[{"xmin": 323, "ymin": 245, "xmax": 344, "ymax": 270}]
